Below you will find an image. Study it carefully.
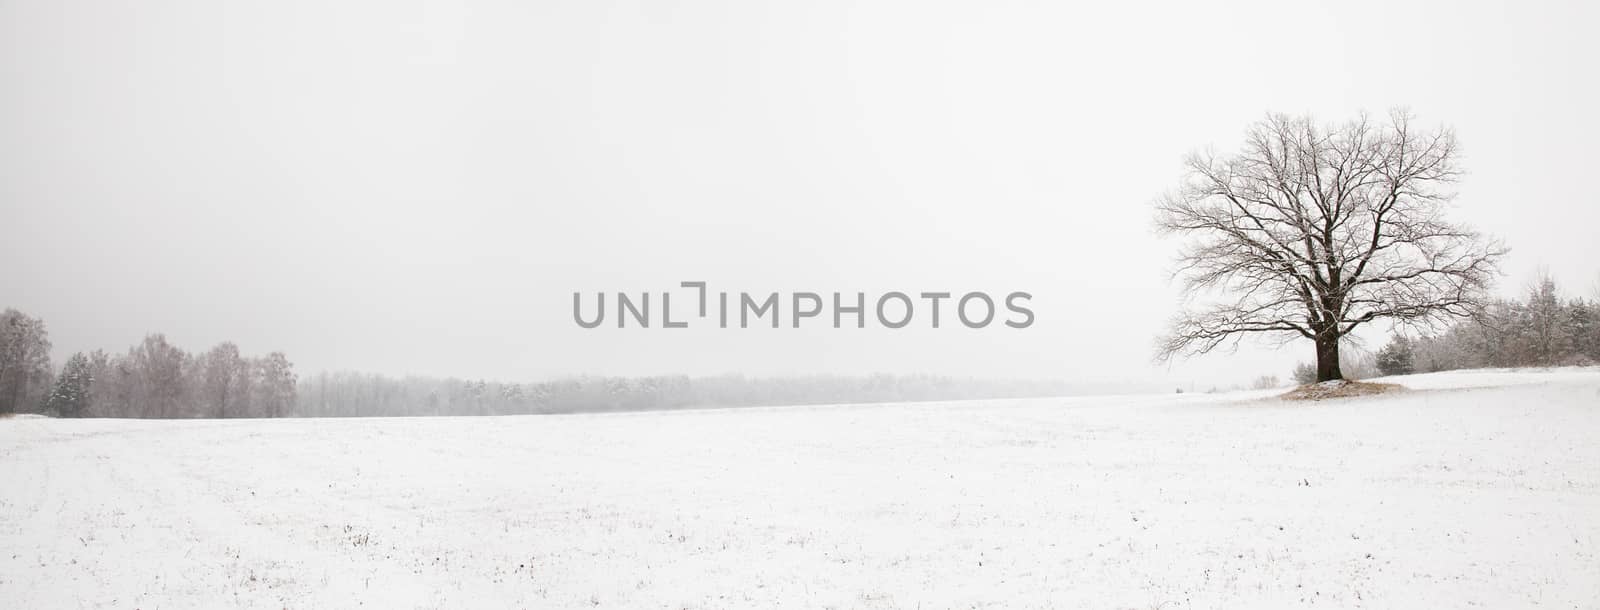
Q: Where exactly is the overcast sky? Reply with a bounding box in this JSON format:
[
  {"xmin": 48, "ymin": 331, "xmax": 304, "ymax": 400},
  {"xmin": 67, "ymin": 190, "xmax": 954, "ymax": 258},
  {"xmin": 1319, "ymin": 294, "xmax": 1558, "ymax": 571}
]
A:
[{"xmin": 3, "ymin": 0, "xmax": 1597, "ymax": 390}]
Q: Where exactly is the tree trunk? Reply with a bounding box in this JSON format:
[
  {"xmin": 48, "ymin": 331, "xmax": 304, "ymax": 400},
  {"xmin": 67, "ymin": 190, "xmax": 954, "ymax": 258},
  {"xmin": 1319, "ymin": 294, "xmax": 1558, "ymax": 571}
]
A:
[{"xmin": 1315, "ymin": 335, "xmax": 1343, "ymax": 382}]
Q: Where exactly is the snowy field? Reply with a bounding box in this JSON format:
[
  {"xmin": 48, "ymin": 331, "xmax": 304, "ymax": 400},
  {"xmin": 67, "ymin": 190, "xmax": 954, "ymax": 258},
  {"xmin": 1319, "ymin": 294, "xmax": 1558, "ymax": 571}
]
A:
[{"xmin": 2, "ymin": 369, "xmax": 1598, "ymax": 609}]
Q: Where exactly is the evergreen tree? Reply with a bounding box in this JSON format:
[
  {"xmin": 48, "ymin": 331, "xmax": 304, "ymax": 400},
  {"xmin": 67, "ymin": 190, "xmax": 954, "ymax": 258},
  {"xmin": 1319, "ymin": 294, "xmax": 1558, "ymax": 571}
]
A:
[
  {"xmin": 1566, "ymin": 299, "xmax": 1598, "ymax": 362},
  {"xmin": 1376, "ymin": 336, "xmax": 1416, "ymax": 376},
  {"xmin": 44, "ymin": 352, "xmax": 93, "ymax": 417}
]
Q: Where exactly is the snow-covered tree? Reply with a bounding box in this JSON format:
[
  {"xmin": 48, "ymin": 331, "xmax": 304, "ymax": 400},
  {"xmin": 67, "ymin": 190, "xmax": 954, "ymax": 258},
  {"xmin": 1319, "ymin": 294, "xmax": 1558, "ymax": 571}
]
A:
[
  {"xmin": 1569, "ymin": 299, "xmax": 1599, "ymax": 362},
  {"xmin": 44, "ymin": 352, "xmax": 93, "ymax": 417},
  {"xmin": 1521, "ymin": 275, "xmax": 1568, "ymax": 365},
  {"xmin": 0, "ymin": 308, "xmax": 53, "ymax": 413},
  {"xmin": 1155, "ymin": 111, "xmax": 1505, "ymax": 382},
  {"xmin": 200, "ymin": 342, "xmax": 245, "ymax": 418},
  {"xmin": 252, "ymin": 352, "xmax": 296, "ymax": 418},
  {"xmin": 1376, "ymin": 336, "xmax": 1416, "ymax": 376},
  {"xmin": 131, "ymin": 334, "xmax": 189, "ymax": 418}
]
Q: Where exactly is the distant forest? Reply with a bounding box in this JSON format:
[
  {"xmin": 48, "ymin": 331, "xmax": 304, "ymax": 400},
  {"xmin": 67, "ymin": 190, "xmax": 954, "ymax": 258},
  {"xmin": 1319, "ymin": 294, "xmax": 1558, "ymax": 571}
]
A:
[
  {"xmin": 4, "ymin": 274, "xmax": 1597, "ymax": 418},
  {"xmin": 0, "ymin": 311, "xmax": 1076, "ymax": 418},
  {"xmin": 296, "ymin": 373, "xmax": 1080, "ymax": 418},
  {"xmin": 1286, "ymin": 274, "xmax": 1600, "ymax": 385},
  {"xmin": 1369, "ymin": 274, "xmax": 1600, "ymax": 375},
  {"xmin": 0, "ymin": 323, "xmax": 296, "ymax": 419}
]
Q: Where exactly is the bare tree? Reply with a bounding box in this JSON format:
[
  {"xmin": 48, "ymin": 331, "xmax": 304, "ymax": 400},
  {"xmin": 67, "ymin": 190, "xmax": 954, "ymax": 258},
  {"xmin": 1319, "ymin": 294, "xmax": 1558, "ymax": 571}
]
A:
[
  {"xmin": 1521, "ymin": 272, "xmax": 1567, "ymax": 366},
  {"xmin": 0, "ymin": 308, "xmax": 53, "ymax": 413},
  {"xmin": 253, "ymin": 352, "xmax": 297, "ymax": 418},
  {"xmin": 1154, "ymin": 110, "xmax": 1506, "ymax": 382},
  {"xmin": 131, "ymin": 334, "xmax": 188, "ymax": 418},
  {"xmin": 200, "ymin": 342, "xmax": 245, "ymax": 418}
]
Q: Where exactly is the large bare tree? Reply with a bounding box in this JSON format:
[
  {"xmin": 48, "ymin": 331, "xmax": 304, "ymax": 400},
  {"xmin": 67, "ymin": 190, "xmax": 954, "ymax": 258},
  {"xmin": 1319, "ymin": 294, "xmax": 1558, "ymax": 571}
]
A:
[{"xmin": 1155, "ymin": 111, "xmax": 1506, "ymax": 382}]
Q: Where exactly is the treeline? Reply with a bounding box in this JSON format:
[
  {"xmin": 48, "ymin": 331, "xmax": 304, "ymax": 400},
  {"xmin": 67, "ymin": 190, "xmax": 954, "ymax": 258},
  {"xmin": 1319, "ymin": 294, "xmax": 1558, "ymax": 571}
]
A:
[
  {"xmin": 6, "ymin": 307, "xmax": 1078, "ymax": 419},
  {"xmin": 1372, "ymin": 275, "xmax": 1600, "ymax": 377},
  {"xmin": 297, "ymin": 372, "xmax": 1080, "ymax": 417},
  {"xmin": 0, "ymin": 308, "xmax": 296, "ymax": 418}
]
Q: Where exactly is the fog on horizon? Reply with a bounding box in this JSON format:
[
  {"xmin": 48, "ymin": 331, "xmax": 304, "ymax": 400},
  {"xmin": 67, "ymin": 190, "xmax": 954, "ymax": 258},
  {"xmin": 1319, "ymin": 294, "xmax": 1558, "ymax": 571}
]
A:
[{"xmin": 4, "ymin": 0, "xmax": 1598, "ymax": 391}]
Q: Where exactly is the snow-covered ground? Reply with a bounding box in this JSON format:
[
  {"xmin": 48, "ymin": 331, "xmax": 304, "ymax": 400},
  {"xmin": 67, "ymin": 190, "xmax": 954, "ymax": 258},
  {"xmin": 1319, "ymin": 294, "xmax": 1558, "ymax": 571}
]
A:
[{"xmin": 2, "ymin": 368, "xmax": 1597, "ymax": 609}]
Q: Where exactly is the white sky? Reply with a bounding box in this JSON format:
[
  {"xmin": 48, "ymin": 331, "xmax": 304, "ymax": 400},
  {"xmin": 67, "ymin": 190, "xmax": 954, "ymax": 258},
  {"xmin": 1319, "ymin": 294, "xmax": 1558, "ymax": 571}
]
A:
[{"xmin": 4, "ymin": 0, "xmax": 1597, "ymax": 390}]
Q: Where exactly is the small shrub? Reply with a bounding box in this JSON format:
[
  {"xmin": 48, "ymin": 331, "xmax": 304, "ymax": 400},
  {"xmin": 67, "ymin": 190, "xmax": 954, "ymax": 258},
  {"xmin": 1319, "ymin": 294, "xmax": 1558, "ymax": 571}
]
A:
[
  {"xmin": 1291, "ymin": 362, "xmax": 1317, "ymax": 385},
  {"xmin": 1250, "ymin": 375, "xmax": 1281, "ymax": 390}
]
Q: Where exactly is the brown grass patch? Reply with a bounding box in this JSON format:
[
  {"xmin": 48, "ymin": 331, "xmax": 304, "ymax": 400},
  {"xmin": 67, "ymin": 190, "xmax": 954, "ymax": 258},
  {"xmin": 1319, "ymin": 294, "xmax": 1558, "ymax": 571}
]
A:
[{"xmin": 1279, "ymin": 380, "xmax": 1405, "ymax": 401}]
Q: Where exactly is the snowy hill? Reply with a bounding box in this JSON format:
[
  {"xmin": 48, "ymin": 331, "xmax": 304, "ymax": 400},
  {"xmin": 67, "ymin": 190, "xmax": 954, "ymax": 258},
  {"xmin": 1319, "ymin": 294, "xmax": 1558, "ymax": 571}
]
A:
[{"xmin": 2, "ymin": 368, "xmax": 1597, "ymax": 609}]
